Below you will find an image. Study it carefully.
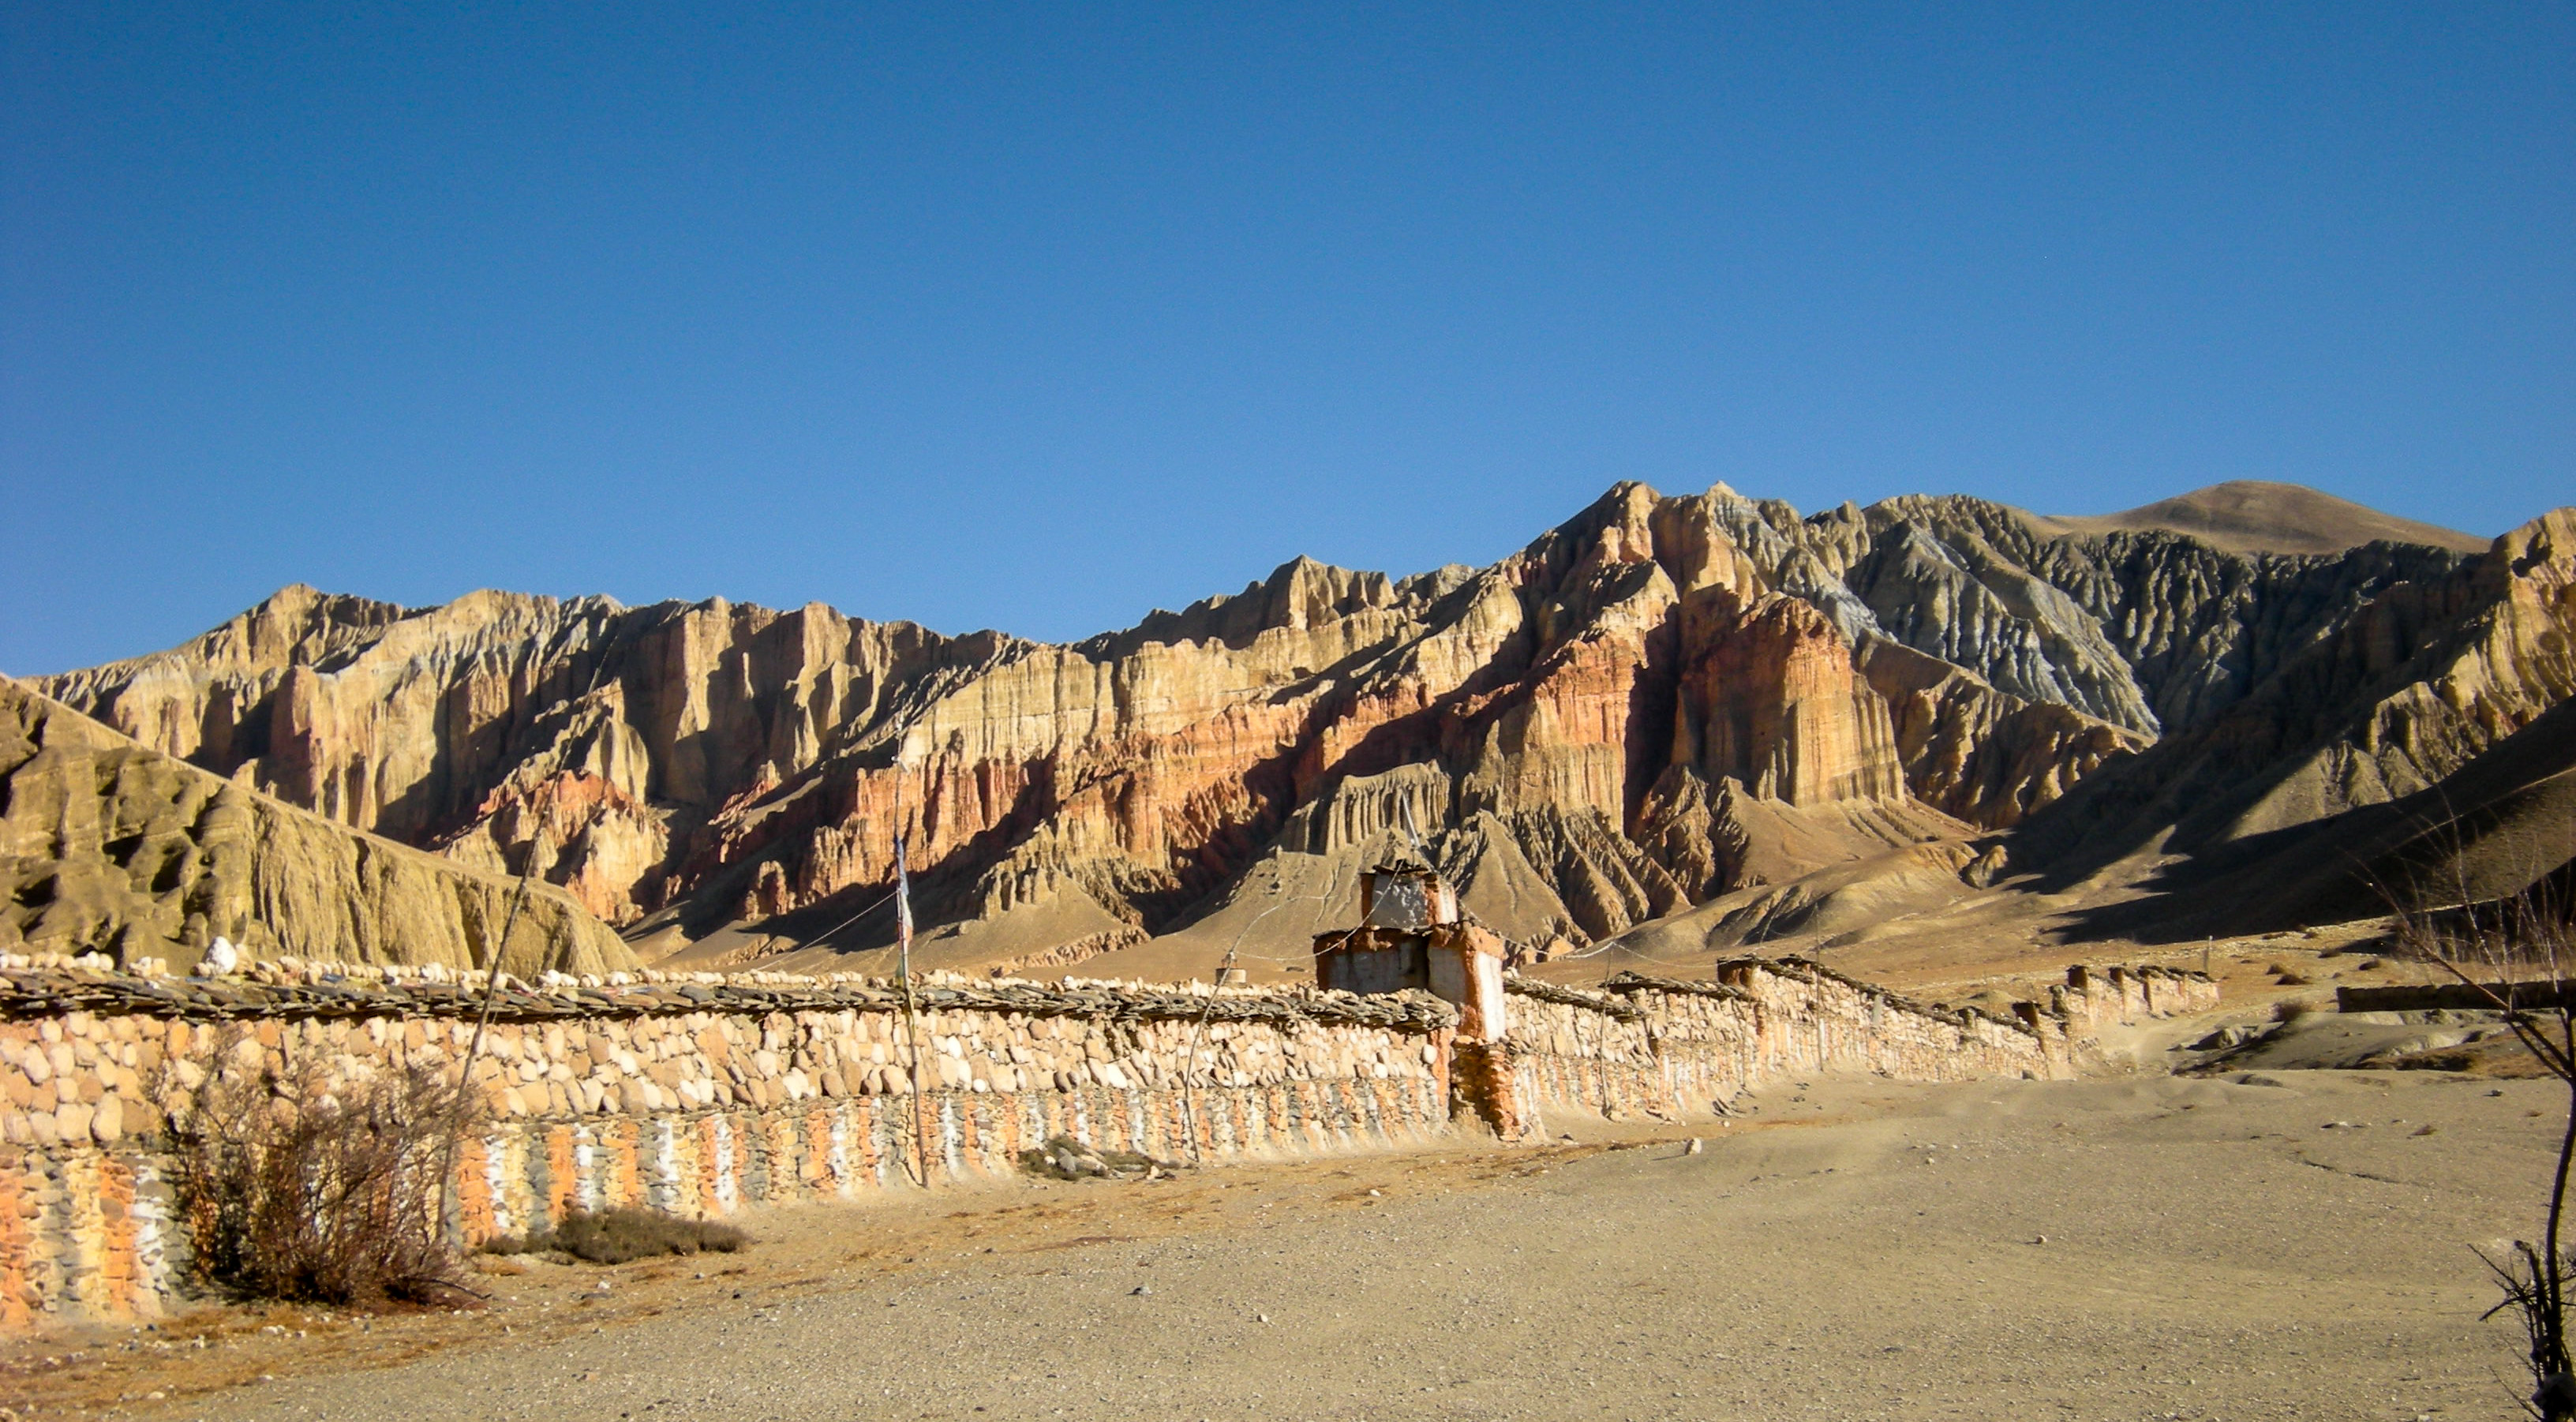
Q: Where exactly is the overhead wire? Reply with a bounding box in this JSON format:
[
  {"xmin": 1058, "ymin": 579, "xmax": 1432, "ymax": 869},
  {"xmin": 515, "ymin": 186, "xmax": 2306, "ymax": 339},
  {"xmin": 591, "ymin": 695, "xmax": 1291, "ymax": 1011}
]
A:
[{"xmin": 771, "ymin": 884, "xmax": 903, "ymax": 960}]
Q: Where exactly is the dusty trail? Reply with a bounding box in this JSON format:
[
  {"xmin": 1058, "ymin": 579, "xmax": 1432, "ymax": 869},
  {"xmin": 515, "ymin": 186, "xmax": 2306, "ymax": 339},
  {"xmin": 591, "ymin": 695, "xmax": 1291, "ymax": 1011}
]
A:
[{"xmin": 9, "ymin": 1068, "xmax": 2539, "ymax": 1421}]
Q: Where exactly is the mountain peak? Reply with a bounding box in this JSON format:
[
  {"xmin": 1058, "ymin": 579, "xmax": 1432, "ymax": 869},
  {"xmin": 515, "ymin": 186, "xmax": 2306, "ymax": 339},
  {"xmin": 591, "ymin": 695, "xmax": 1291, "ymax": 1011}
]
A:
[{"xmin": 2038, "ymin": 481, "xmax": 2487, "ymax": 556}]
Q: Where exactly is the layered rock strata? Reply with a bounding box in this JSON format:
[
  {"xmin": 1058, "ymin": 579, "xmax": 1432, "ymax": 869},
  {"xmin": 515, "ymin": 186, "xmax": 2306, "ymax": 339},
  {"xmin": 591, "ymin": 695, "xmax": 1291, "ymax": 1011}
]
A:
[{"xmin": 33, "ymin": 482, "xmax": 2528, "ymax": 967}]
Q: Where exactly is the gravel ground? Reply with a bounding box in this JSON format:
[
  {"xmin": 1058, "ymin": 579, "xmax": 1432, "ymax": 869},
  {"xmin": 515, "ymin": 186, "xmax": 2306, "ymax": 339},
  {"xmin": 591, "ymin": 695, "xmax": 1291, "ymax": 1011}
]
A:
[{"xmin": 13, "ymin": 1068, "xmax": 2544, "ymax": 1421}]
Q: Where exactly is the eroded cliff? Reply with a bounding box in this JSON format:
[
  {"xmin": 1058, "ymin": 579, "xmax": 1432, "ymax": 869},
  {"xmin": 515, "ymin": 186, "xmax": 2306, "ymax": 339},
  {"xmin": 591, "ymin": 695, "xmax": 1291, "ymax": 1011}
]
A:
[{"xmin": 33, "ymin": 481, "xmax": 2541, "ymax": 972}]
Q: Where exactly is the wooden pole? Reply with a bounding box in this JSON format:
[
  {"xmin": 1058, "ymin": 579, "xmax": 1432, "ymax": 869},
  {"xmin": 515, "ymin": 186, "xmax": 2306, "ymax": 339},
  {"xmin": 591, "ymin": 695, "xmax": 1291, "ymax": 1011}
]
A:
[
  {"xmin": 896, "ymin": 825, "xmax": 935, "ymax": 1189},
  {"xmin": 436, "ymin": 855, "xmax": 539, "ymax": 1241}
]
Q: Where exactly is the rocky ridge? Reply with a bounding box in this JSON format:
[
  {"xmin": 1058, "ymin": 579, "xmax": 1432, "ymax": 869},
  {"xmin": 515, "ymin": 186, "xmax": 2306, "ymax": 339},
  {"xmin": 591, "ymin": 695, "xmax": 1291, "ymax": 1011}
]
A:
[
  {"xmin": 29, "ymin": 481, "xmax": 2554, "ymax": 974},
  {"xmin": 2026, "ymin": 507, "xmax": 2576, "ymax": 934}
]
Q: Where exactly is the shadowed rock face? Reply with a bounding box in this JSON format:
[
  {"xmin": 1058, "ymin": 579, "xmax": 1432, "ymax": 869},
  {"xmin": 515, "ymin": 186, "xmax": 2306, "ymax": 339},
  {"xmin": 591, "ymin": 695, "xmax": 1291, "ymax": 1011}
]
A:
[
  {"xmin": 2030, "ymin": 509, "xmax": 2576, "ymax": 876},
  {"xmin": 32, "ymin": 481, "xmax": 2537, "ymax": 967},
  {"xmin": 1698, "ymin": 488, "xmax": 2473, "ymax": 736}
]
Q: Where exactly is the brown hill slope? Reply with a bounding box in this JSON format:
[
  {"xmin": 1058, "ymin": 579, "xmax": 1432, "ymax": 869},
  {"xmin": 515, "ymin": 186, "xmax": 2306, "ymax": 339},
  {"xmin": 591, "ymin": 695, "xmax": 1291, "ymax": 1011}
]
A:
[
  {"xmin": 0, "ymin": 679, "xmax": 632, "ymax": 974},
  {"xmin": 2038, "ymin": 480, "xmax": 2488, "ymax": 556}
]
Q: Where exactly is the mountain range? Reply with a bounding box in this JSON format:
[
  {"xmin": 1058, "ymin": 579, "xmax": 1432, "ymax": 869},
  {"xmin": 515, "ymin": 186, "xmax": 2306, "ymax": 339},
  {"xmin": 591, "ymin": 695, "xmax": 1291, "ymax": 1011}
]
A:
[{"xmin": 9, "ymin": 479, "xmax": 2568, "ymax": 986}]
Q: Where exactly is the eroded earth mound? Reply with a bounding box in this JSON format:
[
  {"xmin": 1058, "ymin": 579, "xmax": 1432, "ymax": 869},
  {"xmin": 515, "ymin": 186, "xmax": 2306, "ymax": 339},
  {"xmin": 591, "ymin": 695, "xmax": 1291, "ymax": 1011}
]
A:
[{"xmin": 0, "ymin": 679, "xmax": 630, "ymax": 974}]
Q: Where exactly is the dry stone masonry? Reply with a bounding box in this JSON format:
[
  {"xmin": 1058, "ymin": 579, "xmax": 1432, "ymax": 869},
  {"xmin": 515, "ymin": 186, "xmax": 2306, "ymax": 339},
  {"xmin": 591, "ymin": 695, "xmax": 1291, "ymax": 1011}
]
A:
[
  {"xmin": 0, "ymin": 953, "xmax": 1455, "ymax": 1327},
  {"xmin": 1478, "ymin": 960, "xmax": 2216, "ymax": 1136},
  {"xmin": 0, "ymin": 949, "xmax": 2211, "ymax": 1329}
]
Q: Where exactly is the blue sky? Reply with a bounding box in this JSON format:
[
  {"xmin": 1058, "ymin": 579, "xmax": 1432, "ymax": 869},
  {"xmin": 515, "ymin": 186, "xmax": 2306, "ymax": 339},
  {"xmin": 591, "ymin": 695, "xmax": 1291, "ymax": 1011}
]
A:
[{"xmin": 5, "ymin": 2, "xmax": 2569, "ymax": 674}]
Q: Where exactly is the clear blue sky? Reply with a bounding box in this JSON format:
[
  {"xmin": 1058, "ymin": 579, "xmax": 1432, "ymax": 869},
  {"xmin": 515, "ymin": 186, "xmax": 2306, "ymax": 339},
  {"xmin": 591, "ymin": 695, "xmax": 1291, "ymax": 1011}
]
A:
[{"xmin": 5, "ymin": 3, "xmax": 2569, "ymax": 675}]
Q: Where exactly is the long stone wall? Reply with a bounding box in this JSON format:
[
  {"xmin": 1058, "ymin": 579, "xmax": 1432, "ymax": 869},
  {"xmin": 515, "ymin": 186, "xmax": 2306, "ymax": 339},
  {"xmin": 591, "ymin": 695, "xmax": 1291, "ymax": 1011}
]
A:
[
  {"xmin": 0, "ymin": 951, "xmax": 2214, "ymax": 1329},
  {"xmin": 1494, "ymin": 969, "xmax": 2042, "ymax": 1128},
  {"xmin": 1487, "ymin": 960, "xmax": 2219, "ymax": 1131},
  {"xmin": 2053, "ymin": 963, "xmax": 2220, "ymax": 1033},
  {"xmin": 0, "ymin": 957, "xmax": 1457, "ymax": 1327}
]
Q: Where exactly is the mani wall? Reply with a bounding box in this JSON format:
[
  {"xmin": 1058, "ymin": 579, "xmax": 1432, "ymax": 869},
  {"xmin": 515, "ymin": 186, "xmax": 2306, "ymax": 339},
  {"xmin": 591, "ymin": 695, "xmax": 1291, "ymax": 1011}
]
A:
[
  {"xmin": 1482, "ymin": 960, "xmax": 2218, "ymax": 1135},
  {"xmin": 0, "ymin": 952, "xmax": 2215, "ymax": 1329}
]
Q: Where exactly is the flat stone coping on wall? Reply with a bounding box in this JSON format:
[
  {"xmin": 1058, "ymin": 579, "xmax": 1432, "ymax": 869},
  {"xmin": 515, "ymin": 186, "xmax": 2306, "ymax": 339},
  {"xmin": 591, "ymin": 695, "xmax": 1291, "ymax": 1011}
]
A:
[
  {"xmin": 0, "ymin": 949, "xmax": 2212, "ymax": 1044},
  {"xmin": 0, "ymin": 956, "xmax": 1458, "ymax": 1033},
  {"xmin": 1712, "ymin": 957, "xmax": 2039, "ymax": 1034},
  {"xmin": 1502, "ymin": 976, "xmax": 1649, "ymax": 1020},
  {"xmin": 1506, "ymin": 960, "xmax": 2219, "ymax": 1039},
  {"xmin": 1717, "ymin": 956, "xmax": 2218, "ymax": 1035},
  {"xmin": 1406, "ymin": 964, "xmax": 1964, "ymax": 1030}
]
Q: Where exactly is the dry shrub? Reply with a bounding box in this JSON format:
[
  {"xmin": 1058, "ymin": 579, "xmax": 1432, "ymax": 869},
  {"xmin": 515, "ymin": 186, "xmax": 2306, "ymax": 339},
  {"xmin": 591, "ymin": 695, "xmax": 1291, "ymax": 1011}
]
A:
[
  {"xmin": 2272, "ymin": 999, "xmax": 2318, "ymax": 1023},
  {"xmin": 168, "ymin": 1047, "xmax": 480, "ymax": 1305},
  {"xmin": 2376, "ymin": 824, "xmax": 2576, "ymax": 1416},
  {"xmin": 482, "ymin": 1207, "xmax": 747, "ymax": 1265},
  {"xmin": 2399, "ymin": 1038, "xmax": 2552, "ymax": 1079}
]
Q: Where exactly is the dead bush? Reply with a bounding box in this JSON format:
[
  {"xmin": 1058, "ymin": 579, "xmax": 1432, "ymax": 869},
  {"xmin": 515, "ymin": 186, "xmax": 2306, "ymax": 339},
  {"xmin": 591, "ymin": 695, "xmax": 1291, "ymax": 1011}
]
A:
[
  {"xmin": 2376, "ymin": 819, "xmax": 2576, "ymax": 1416},
  {"xmin": 168, "ymin": 1048, "xmax": 481, "ymax": 1306},
  {"xmin": 481, "ymin": 1207, "xmax": 747, "ymax": 1265},
  {"xmin": 2272, "ymin": 999, "xmax": 2318, "ymax": 1023}
]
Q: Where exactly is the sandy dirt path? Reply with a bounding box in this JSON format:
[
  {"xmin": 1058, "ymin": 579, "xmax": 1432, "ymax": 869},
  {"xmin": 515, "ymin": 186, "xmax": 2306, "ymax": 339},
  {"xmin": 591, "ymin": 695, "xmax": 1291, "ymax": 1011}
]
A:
[{"xmin": 8, "ymin": 1067, "xmax": 2544, "ymax": 1421}]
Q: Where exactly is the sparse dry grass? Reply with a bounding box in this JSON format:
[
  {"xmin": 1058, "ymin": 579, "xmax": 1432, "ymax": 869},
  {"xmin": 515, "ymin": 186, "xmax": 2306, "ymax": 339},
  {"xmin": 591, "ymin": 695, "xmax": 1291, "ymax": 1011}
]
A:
[{"xmin": 481, "ymin": 1208, "xmax": 748, "ymax": 1265}]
